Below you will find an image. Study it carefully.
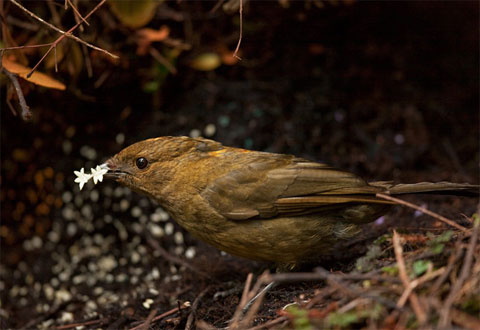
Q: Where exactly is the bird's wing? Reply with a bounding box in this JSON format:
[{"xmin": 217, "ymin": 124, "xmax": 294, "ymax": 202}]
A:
[{"xmin": 200, "ymin": 154, "xmax": 389, "ymax": 220}]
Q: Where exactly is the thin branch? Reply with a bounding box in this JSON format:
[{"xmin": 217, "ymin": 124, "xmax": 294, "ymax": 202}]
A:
[
  {"xmin": 25, "ymin": 0, "xmax": 107, "ymax": 77},
  {"xmin": 139, "ymin": 308, "xmax": 157, "ymax": 330},
  {"xmin": 392, "ymin": 231, "xmax": 427, "ymax": 324},
  {"xmin": 7, "ymin": 0, "xmax": 118, "ymax": 60},
  {"xmin": 263, "ymin": 268, "xmax": 401, "ymax": 284},
  {"xmin": 232, "ymin": 0, "xmax": 243, "ymax": 60},
  {"xmin": 185, "ymin": 286, "xmax": 211, "ymax": 330},
  {"xmin": 376, "ymin": 193, "xmax": 469, "ymax": 232},
  {"xmin": 149, "ymin": 47, "xmax": 177, "ymax": 74},
  {"xmin": 128, "ymin": 302, "xmax": 191, "ymax": 330},
  {"xmin": 1, "ymin": 51, "xmax": 32, "ymax": 120},
  {"xmin": 439, "ymin": 214, "xmax": 479, "ymax": 327},
  {"xmin": 66, "ymin": 0, "xmax": 90, "ymax": 26}
]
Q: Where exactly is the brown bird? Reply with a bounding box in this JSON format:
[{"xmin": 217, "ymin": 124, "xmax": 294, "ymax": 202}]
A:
[{"xmin": 105, "ymin": 136, "xmax": 478, "ymax": 268}]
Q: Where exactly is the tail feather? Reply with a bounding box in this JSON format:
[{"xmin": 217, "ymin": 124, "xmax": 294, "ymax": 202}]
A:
[{"xmin": 370, "ymin": 181, "xmax": 479, "ymax": 197}]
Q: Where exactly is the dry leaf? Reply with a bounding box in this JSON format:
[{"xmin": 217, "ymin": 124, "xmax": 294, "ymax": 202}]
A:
[
  {"xmin": 136, "ymin": 26, "xmax": 170, "ymax": 55},
  {"xmin": 2, "ymin": 57, "xmax": 66, "ymax": 90}
]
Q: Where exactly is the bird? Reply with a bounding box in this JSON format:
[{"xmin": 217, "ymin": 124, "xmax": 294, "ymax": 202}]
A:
[{"xmin": 104, "ymin": 136, "xmax": 478, "ymax": 268}]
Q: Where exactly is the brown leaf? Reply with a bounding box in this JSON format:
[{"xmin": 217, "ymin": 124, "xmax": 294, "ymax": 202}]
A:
[
  {"xmin": 2, "ymin": 57, "xmax": 66, "ymax": 90},
  {"xmin": 136, "ymin": 26, "xmax": 170, "ymax": 55}
]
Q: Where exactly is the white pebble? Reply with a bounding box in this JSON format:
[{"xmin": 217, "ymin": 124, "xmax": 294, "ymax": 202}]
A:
[
  {"xmin": 120, "ymin": 199, "xmax": 130, "ymax": 211},
  {"xmin": 62, "ymin": 191, "xmax": 73, "ymax": 203},
  {"xmin": 131, "ymin": 206, "xmax": 142, "ymax": 217},
  {"xmin": 204, "ymin": 123, "xmax": 216, "ymax": 137},
  {"xmin": 60, "ymin": 312, "xmax": 74, "ymax": 323},
  {"xmin": 189, "ymin": 129, "xmax": 201, "ymax": 138},
  {"xmin": 98, "ymin": 256, "xmax": 117, "ymax": 272},
  {"xmin": 55, "ymin": 289, "xmax": 72, "ymax": 303},
  {"xmin": 80, "ymin": 145, "xmax": 97, "ymax": 160},
  {"xmin": 143, "ymin": 298, "xmax": 154, "ymax": 309},
  {"xmin": 149, "ymin": 224, "xmax": 164, "ymax": 237},
  {"xmin": 90, "ymin": 190, "xmax": 99, "ymax": 202},
  {"xmin": 66, "ymin": 223, "xmax": 77, "ymax": 236},
  {"xmin": 185, "ymin": 247, "xmax": 196, "ymax": 259},
  {"xmin": 116, "ymin": 133, "xmax": 125, "ymax": 145},
  {"xmin": 174, "ymin": 232, "xmax": 184, "ymax": 244},
  {"xmin": 131, "ymin": 251, "xmax": 141, "ymax": 264},
  {"xmin": 62, "ymin": 140, "xmax": 72, "ymax": 155},
  {"xmin": 47, "ymin": 231, "xmax": 60, "ymax": 243},
  {"xmin": 165, "ymin": 223, "xmax": 174, "ymax": 235}
]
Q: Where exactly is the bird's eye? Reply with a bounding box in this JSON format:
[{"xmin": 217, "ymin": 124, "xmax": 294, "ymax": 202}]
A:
[{"xmin": 136, "ymin": 157, "xmax": 148, "ymax": 169}]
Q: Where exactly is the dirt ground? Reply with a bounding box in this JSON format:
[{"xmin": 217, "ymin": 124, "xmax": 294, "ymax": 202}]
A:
[{"xmin": 1, "ymin": 2, "xmax": 479, "ymax": 329}]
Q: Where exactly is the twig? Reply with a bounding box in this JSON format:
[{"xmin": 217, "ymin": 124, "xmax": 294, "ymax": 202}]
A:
[
  {"xmin": 209, "ymin": 0, "xmax": 225, "ymax": 14},
  {"xmin": 450, "ymin": 308, "xmax": 480, "ymax": 329},
  {"xmin": 128, "ymin": 302, "xmax": 191, "ymax": 330},
  {"xmin": 1, "ymin": 51, "xmax": 32, "ymax": 120},
  {"xmin": 66, "ymin": 0, "xmax": 90, "ymax": 26},
  {"xmin": 439, "ymin": 214, "xmax": 479, "ymax": 327},
  {"xmin": 430, "ymin": 240, "xmax": 464, "ymax": 293},
  {"xmin": 237, "ymin": 273, "xmax": 271, "ymax": 329},
  {"xmin": 232, "ymin": 0, "xmax": 243, "ymax": 60},
  {"xmin": 139, "ymin": 308, "xmax": 157, "ymax": 330},
  {"xmin": 149, "ymin": 47, "xmax": 177, "ymax": 74},
  {"xmin": 185, "ymin": 286, "xmax": 211, "ymax": 330},
  {"xmin": 376, "ymin": 193, "xmax": 469, "ymax": 232},
  {"xmin": 229, "ymin": 273, "xmax": 254, "ymax": 328},
  {"xmin": 6, "ymin": 0, "xmax": 118, "ymax": 60},
  {"xmin": 56, "ymin": 318, "xmax": 106, "ymax": 330},
  {"xmin": 263, "ymin": 268, "xmax": 401, "ymax": 284},
  {"xmin": 146, "ymin": 237, "xmax": 210, "ymax": 279},
  {"xmin": 247, "ymin": 316, "xmax": 288, "ymax": 330},
  {"xmin": 392, "ymin": 231, "xmax": 427, "ymax": 324},
  {"xmin": 26, "ymin": 0, "xmax": 109, "ymax": 77}
]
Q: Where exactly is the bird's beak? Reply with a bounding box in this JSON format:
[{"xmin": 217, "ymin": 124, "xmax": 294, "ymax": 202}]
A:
[{"xmin": 103, "ymin": 158, "xmax": 124, "ymax": 180}]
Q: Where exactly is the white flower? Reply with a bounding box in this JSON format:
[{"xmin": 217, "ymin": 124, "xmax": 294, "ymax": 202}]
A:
[
  {"xmin": 74, "ymin": 168, "xmax": 92, "ymax": 190},
  {"xmin": 91, "ymin": 164, "xmax": 109, "ymax": 184}
]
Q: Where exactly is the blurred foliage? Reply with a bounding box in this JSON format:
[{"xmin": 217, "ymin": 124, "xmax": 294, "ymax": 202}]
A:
[{"xmin": 108, "ymin": 0, "xmax": 161, "ymax": 28}]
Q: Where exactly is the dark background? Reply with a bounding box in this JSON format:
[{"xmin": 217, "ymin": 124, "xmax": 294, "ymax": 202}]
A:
[{"xmin": 1, "ymin": 1, "xmax": 478, "ymax": 328}]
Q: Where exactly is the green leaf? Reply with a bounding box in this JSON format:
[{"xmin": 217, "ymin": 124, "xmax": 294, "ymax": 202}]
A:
[
  {"xmin": 327, "ymin": 311, "xmax": 358, "ymax": 327},
  {"xmin": 412, "ymin": 260, "xmax": 431, "ymax": 276},
  {"xmin": 426, "ymin": 230, "xmax": 453, "ymax": 255},
  {"xmin": 285, "ymin": 305, "xmax": 313, "ymax": 330},
  {"xmin": 381, "ymin": 266, "xmax": 398, "ymax": 276}
]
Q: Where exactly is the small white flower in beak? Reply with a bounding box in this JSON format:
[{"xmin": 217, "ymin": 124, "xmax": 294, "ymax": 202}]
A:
[
  {"xmin": 74, "ymin": 168, "xmax": 92, "ymax": 190},
  {"xmin": 91, "ymin": 164, "xmax": 109, "ymax": 184}
]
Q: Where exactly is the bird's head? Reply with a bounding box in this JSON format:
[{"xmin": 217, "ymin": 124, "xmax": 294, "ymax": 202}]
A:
[{"xmin": 105, "ymin": 136, "xmax": 196, "ymax": 199}]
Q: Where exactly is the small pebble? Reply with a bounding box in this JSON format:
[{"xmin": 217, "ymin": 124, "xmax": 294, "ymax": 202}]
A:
[
  {"xmin": 143, "ymin": 298, "xmax": 154, "ymax": 309},
  {"xmin": 131, "ymin": 251, "xmax": 141, "ymax": 264},
  {"xmin": 165, "ymin": 223, "xmax": 174, "ymax": 235},
  {"xmin": 60, "ymin": 312, "xmax": 74, "ymax": 323},
  {"xmin": 174, "ymin": 232, "xmax": 184, "ymax": 244},
  {"xmin": 131, "ymin": 206, "xmax": 142, "ymax": 217},
  {"xmin": 185, "ymin": 247, "xmax": 196, "ymax": 259},
  {"xmin": 189, "ymin": 129, "xmax": 201, "ymax": 138},
  {"xmin": 79, "ymin": 145, "xmax": 97, "ymax": 160},
  {"xmin": 204, "ymin": 123, "xmax": 216, "ymax": 137},
  {"xmin": 62, "ymin": 191, "xmax": 73, "ymax": 203},
  {"xmin": 116, "ymin": 133, "xmax": 125, "ymax": 145},
  {"xmin": 90, "ymin": 190, "xmax": 99, "ymax": 202}
]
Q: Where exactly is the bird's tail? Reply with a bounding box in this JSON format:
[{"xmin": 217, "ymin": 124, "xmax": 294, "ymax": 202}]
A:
[{"xmin": 369, "ymin": 181, "xmax": 479, "ymax": 197}]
